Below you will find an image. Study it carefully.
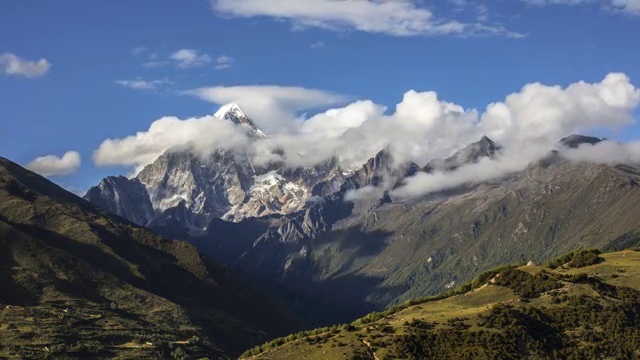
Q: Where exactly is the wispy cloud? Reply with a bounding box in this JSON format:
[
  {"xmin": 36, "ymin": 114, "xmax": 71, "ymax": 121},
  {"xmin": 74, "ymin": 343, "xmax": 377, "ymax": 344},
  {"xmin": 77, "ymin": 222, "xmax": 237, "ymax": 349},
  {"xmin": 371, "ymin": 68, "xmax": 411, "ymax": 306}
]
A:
[
  {"xmin": 169, "ymin": 49, "xmax": 212, "ymax": 68},
  {"xmin": 141, "ymin": 60, "xmax": 170, "ymax": 68},
  {"xmin": 26, "ymin": 151, "xmax": 81, "ymax": 176},
  {"xmin": 0, "ymin": 52, "xmax": 51, "ymax": 78},
  {"xmin": 211, "ymin": 0, "xmax": 525, "ymax": 38},
  {"xmin": 215, "ymin": 55, "xmax": 234, "ymax": 70},
  {"xmin": 310, "ymin": 41, "xmax": 326, "ymax": 49},
  {"xmin": 131, "ymin": 46, "xmax": 149, "ymax": 55},
  {"xmin": 132, "ymin": 47, "xmax": 234, "ymax": 69},
  {"xmin": 520, "ymin": 0, "xmax": 640, "ymax": 15},
  {"xmin": 115, "ymin": 78, "xmax": 173, "ymax": 91}
]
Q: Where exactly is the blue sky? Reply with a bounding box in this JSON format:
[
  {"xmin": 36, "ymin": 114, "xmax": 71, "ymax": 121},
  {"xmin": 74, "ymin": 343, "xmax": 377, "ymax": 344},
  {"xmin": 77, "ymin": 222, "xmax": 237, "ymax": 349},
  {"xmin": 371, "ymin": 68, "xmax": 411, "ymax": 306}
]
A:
[{"xmin": 1, "ymin": 0, "xmax": 639, "ymax": 193}]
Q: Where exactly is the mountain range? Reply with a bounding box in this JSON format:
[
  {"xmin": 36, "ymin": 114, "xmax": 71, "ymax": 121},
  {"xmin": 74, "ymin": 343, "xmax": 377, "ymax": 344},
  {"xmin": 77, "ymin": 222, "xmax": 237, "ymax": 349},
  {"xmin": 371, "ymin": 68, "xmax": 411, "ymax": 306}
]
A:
[
  {"xmin": 83, "ymin": 104, "xmax": 640, "ymax": 328},
  {"xmin": 4, "ymin": 103, "xmax": 640, "ymax": 358}
]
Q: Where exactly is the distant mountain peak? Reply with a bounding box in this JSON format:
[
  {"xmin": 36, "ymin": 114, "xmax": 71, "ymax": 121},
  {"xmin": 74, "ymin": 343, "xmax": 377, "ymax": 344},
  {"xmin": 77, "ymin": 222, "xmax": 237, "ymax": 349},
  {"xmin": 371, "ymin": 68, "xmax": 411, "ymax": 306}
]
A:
[
  {"xmin": 479, "ymin": 135, "xmax": 496, "ymax": 146},
  {"xmin": 214, "ymin": 102, "xmax": 244, "ymax": 118},
  {"xmin": 560, "ymin": 134, "xmax": 602, "ymax": 149},
  {"xmin": 214, "ymin": 102, "xmax": 266, "ymax": 137},
  {"xmin": 424, "ymin": 136, "xmax": 501, "ymax": 173}
]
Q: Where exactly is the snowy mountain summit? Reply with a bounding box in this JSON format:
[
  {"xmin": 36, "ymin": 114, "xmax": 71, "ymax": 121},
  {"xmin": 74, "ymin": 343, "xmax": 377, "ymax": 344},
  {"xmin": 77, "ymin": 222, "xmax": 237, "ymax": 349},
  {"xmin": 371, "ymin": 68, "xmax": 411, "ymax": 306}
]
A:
[
  {"xmin": 214, "ymin": 102, "xmax": 266, "ymax": 137},
  {"xmin": 85, "ymin": 102, "xmax": 344, "ymax": 236}
]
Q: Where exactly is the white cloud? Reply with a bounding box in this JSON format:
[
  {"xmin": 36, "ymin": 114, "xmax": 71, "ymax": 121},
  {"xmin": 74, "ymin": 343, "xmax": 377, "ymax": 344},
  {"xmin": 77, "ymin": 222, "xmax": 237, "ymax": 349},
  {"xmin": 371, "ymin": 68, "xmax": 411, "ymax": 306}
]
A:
[
  {"xmin": 135, "ymin": 48, "xmax": 233, "ymax": 69},
  {"xmin": 521, "ymin": 0, "xmax": 640, "ymax": 14},
  {"xmin": 115, "ymin": 78, "xmax": 173, "ymax": 91},
  {"xmin": 612, "ymin": 0, "xmax": 640, "ymax": 14},
  {"xmin": 562, "ymin": 140, "xmax": 640, "ymax": 164},
  {"xmin": 187, "ymin": 85, "xmax": 348, "ymax": 133},
  {"xmin": 93, "ymin": 115, "xmax": 250, "ymax": 174},
  {"xmin": 390, "ymin": 73, "xmax": 640, "ymax": 198},
  {"xmin": 215, "ymin": 55, "xmax": 234, "ymax": 70},
  {"xmin": 95, "ymin": 73, "xmax": 640, "ymax": 196},
  {"xmin": 211, "ymin": 0, "xmax": 523, "ymax": 37},
  {"xmin": 26, "ymin": 151, "xmax": 81, "ymax": 176},
  {"xmin": 169, "ymin": 49, "xmax": 212, "ymax": 68},
  {"xmin": 141, "ymin": 60, "xmax": 170, "ymax": 68},
  {"xmin": 0, "ymin": 53, "xmax": 51, "ymax": 78},
  {"xmin": 310, "ymin": 41, "xmax": 326, "ymax": 49},
  {"xmin": 131, "ymin": 46, "xmax": 149, "ymax": 55}
]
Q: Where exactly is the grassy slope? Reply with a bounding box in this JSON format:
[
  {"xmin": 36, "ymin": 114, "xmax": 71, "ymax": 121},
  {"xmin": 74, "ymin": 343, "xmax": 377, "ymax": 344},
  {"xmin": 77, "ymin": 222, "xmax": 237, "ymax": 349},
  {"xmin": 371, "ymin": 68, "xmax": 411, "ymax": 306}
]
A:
[
  {"xmin": 0, "ymin": 157, "xmax": 299, "ymax": 359},
  {"xmin": 246, "ymin": 250, "xmax": 640, "ymax": 360}
]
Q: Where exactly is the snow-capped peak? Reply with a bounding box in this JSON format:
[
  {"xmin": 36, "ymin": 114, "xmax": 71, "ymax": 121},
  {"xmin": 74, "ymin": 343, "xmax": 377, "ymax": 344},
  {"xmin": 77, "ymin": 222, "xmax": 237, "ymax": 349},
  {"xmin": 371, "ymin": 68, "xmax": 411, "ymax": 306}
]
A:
[
  {"xmin": 214, "ymin": 102, "xmax": 245, "ymax": 119},
  {"xmin": 214, "ymin": 102, "xmax": 266, "ymax": 137}
]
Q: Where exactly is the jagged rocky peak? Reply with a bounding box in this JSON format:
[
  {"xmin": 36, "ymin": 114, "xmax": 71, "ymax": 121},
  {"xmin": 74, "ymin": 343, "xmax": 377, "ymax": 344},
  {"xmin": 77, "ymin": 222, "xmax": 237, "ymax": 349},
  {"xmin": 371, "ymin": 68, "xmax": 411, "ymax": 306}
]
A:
[
  {"xmin": 83, "ymin": 175, "xmax": 155, "ymax": 226},
  {"xmin": 424, "ymin": 135, "xmax": 501, "ymax": 173},
  {"xmin": 214, "ymin": 102, "xmax": 266, "ymax": 137},
  {"xmin": 560, "ymin": 134, "xmax": 603, "ymax": 149}
]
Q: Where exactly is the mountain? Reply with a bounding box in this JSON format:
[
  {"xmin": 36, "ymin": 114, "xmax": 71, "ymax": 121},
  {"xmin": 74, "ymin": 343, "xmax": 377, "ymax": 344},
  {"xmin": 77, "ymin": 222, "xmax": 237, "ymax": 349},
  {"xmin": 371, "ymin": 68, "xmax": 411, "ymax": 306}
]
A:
[
  {"xmin": 214, "ymin": 102, "xmax": 266, "ymax": 138},
  {"xmin": 85, "ymin": 126, "xmax": 640, "ymax": 330},
  {"xmin": 0, "ymin": 157, "xmax": 299, "ymax": 359},
  {"xmin": 85, "ymin": 103, "xmax": 346, "ymax": 236},
  {"xmin": 197, "ymin": 139, "xmax": 640, "ymax": 327},
  {"xmin": 243, "ymin": 249, "xmax": 640, "ymax": 359},
  {"xmin": 84, "ymin": 175, "xmax": 155, "ymax": 226},
  {"xmin": 559, "ymin": 134, "xmax": 603, "ymax": 148},
  {"xmin": 424, "ymin": 135, "xmax": 501, "ymax": 173}
]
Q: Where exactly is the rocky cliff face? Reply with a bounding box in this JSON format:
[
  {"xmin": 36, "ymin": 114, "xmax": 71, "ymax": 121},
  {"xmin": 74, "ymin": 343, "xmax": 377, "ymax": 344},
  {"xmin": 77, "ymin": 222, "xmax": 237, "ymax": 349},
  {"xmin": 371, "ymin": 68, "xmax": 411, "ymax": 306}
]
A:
[{"xmin": 84, "ymin": 175, "xmax": 155, "ymax": 226}]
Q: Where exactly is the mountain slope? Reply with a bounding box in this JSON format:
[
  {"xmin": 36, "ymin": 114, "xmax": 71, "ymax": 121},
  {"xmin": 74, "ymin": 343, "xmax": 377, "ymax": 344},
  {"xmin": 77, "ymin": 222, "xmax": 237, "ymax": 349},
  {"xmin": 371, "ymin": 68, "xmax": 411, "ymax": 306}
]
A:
[
  {"xmin": 245, "ymin": 249, "xmax": 640, "ymax": 359},
  {"xmin": 200, "ymin": 152, "xmax": 640, "ymax": 326},
  {"xmin": 0, "ymin": 157, "xmax": 299, "ymax": 359}
]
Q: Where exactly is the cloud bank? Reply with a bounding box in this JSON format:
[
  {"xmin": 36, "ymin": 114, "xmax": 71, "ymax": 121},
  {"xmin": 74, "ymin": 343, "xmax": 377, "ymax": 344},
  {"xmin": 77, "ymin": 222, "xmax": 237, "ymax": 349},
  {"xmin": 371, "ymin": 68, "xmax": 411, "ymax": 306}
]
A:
[
  {"xmin": 94, "ymin": 73, "xmax": 640, "ymax": 198},
  {"xmin": 26, "ymin": 151, "xmax": 81, "ymax": 176},
  {"xmin": 0, "ymin": 53, "xmax": 51, "ymax": 78},
  {"xmin": 93, "ymin": 115, "xmax": 250, "ymax": 174}
]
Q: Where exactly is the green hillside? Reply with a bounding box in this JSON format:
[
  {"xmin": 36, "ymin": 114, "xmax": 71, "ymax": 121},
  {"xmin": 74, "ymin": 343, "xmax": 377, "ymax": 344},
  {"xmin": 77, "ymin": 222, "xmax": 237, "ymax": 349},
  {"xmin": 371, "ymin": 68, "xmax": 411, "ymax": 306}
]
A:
[
  {"xmin": 243, "ymin": 249, "xmax": 640, "ymax": 359},
  {"xmin": 0, "ymin": 157, "xmax": 299, "ymax": 359}
]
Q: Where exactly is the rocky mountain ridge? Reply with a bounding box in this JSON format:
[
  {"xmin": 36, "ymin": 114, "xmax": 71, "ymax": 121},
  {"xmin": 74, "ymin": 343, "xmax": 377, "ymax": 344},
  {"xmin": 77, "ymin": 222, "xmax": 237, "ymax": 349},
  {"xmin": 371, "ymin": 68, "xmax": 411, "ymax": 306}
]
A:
[
  {"xmin": 84, "ymin": 106, "xmax": 640, "ymax": 327},
  {"xmin": 85, "ymin": 103, "xmax": 348, "ymax": 235}
]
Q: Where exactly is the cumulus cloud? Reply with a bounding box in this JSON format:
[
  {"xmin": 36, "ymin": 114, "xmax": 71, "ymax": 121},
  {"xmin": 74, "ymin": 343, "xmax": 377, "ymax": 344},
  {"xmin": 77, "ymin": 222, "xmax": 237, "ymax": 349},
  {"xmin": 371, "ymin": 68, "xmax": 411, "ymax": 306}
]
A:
[
  {"xmin": 388, "ymin": 73, "xmax": 640, "ymax": 198},
  {"xmin": 562, "ymin": 140, "xmax": 640, "ymax": 164},
  {"xmin": 93, "ymin": 115, "xmax": 250, "ymax": 174},
  {"xmin": 169, "ymin": 49, "xmax": 212, "ymax": 68},
  {"xmin": 211, "ymin": 0, "xmax": 523, "ymax": 37},
  {"xmin": 0, "ymin": 53, "xmax": 51, "ymax": 78},
  {"xmin": 115, "ymin": 78, "xmax": 173, "ymax": 91},
  {"xmin": 26, "ymin": 151, "xmax": 81, "ymax": 176},
  {"xmin": 95, "ymin": 73, "xmax": 640, "ymax": 199}
]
